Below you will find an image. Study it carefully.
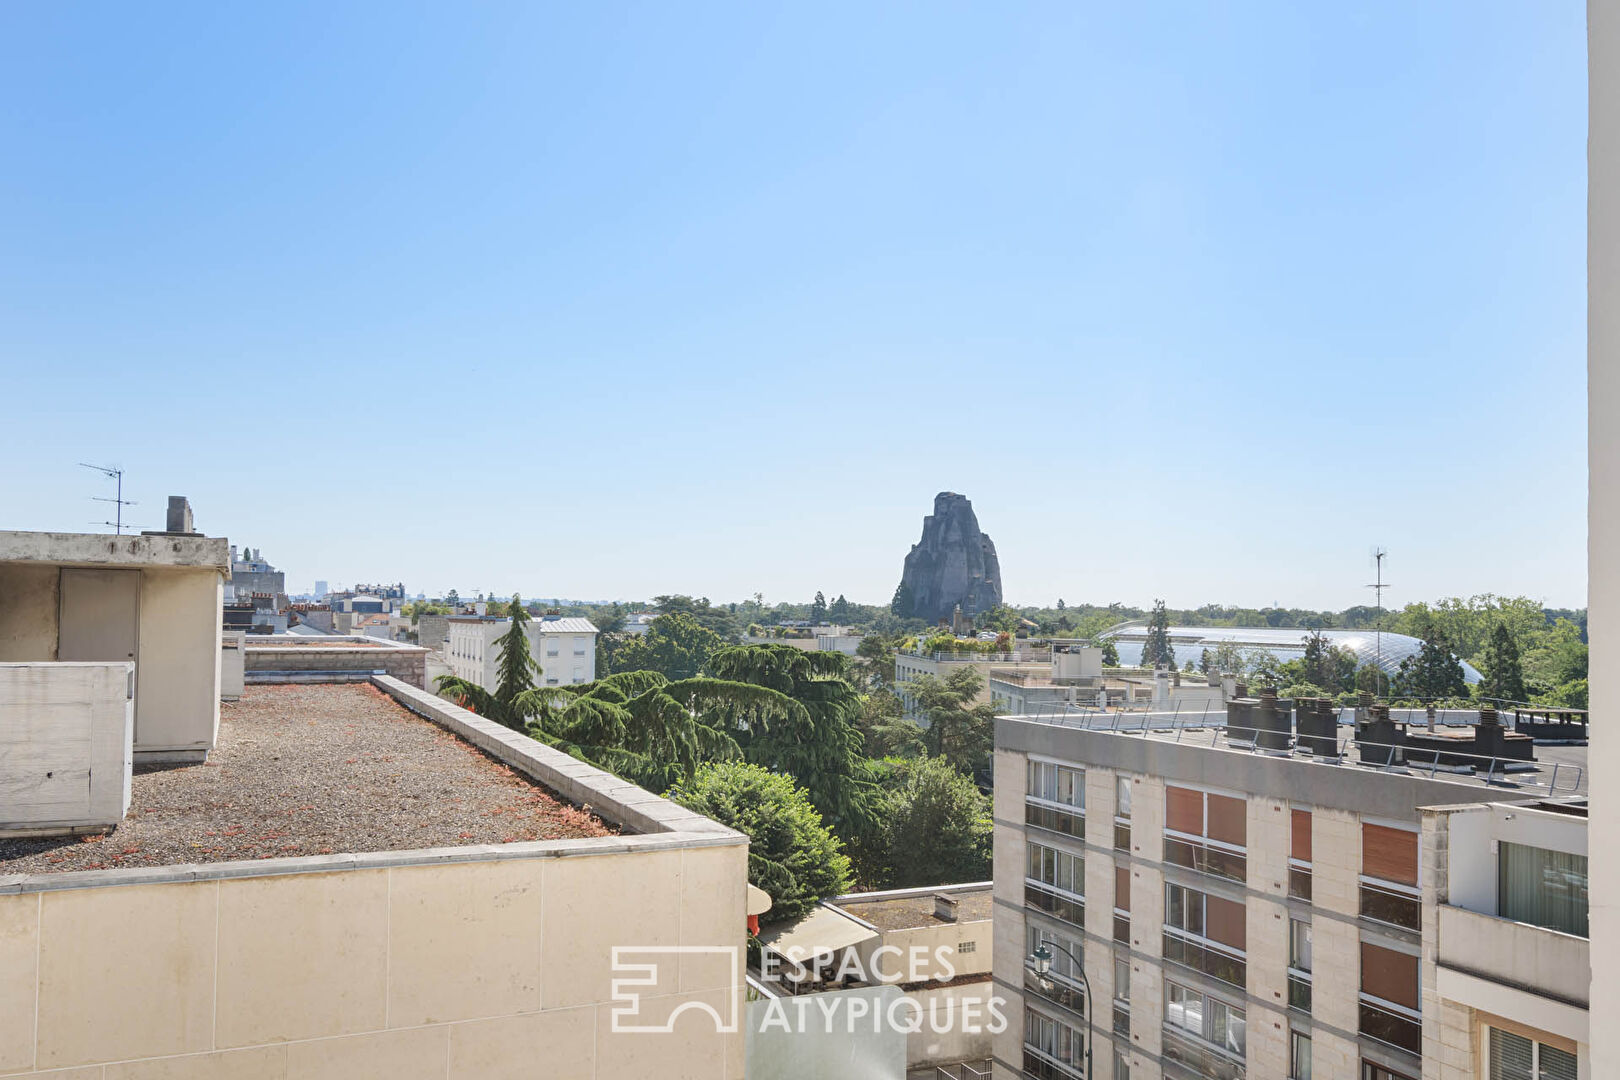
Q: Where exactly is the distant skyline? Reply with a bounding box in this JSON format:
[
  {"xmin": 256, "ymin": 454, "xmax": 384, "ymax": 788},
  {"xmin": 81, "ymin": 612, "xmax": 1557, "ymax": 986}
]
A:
[{"xmin": 0, "ymin": 3, "xmax": 1588, "ymax": 610}]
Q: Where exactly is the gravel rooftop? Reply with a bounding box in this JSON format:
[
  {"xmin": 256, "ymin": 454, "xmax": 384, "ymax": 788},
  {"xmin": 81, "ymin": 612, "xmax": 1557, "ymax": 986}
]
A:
[
  {"xmin": 838, "ymin": 888, "xmax": 994, "ymax": 931},
  {"xmin": 0, "ymin": 683, "xmax": 612, "ymax": 876}
]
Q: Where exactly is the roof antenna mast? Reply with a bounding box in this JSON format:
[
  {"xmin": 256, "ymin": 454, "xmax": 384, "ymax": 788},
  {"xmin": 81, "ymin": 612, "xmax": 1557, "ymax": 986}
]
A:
[
  {"xmin": 1366, "ymin": 547, "xmax": 1389, "ymax": 692},
  {"xmin": 79, "ymin": 462, "xmax": 139, "ymax": 535}
]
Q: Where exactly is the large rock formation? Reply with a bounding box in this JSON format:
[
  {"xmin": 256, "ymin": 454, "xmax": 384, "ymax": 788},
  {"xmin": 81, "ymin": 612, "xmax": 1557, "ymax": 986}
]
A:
[{"xmin": 896, "ymin": 492, "xmax": 1003, "ymax": 623}]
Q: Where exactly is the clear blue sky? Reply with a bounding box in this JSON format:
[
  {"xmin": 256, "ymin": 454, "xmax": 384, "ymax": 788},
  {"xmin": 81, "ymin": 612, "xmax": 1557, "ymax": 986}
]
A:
[{"xmin": 0, "ymin": 2, "xmax": 1588, "ymax": 610}]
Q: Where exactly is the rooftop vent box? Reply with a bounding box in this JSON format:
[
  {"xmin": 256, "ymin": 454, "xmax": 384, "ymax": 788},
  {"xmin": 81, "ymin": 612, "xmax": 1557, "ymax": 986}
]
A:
[{"xmin": 933, "ymin": 893, "xmax": 959, "ymax": 923}]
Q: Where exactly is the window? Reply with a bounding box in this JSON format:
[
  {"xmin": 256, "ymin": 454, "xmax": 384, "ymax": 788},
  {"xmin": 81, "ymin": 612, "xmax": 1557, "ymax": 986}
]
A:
[
  {"xmin": 1114, "ymin": 864, "xmax": 1131, "ymax": 942},
  {"xmin": 1362, "ymin": 1064, "xmax": 1416, "ymax": 1080},
  {"xmin": 1026, "ymin": 842, "xmax": 1084, "ymax": 927},
  {"xmin": 1114, "ymin": 775, "xmax": 1132, "ymax": 851},
  {"xmin": 1291, "ymin": 1029, "xmax": 1312, "ymax": 1080},
  {"xmin": 1290, "ymin": 808, "xmax": 1313, "ymax": 901},
  {"xmin": 1165, "ymin": 785, "xmax": 1247, "ymax": 883},
  {"xmin": 1288, "ymin": 918, "xmax": 1312, "ymax": 1012},
  {"xmin": 1113, "ymin": 957, "xmax": 1130, "ymax": 1035},
  {"xmin": 1487, "ymin": 1027, "xmax": 1578, "ymax": 1080},
  {"xmin": 1359, "ymin": 941, "xmax": 1420, "ymax": 1054},
  {"xmin": 1498, "ymin": 843, "xmax": 1589, "ymax": 937},
  {"xmin": 1163, "ymin": 882, "xmax": 1246, "ymax": 989},
  {"xmin": 1024, "ymin": 1008, "xmax": 1085, "ymax": 1080},
  {"xmin": 1165, "ymin": 980, "xmax": 1246, "ymax": 1062},
  {"xmin": 1028, "ymin": 760, "xmax": 1086, "ymax": 838},
  {"xmin": 1113, "ymin": 1049, "xmax": 1131, "ymax": 1080},
  {"xmin": 1361, "ymin": 823, "xmax": 1420, "ymax": 930},
  {"xmin": 573, "ymin": 635, "xmax": 587, "ymax": 655},
  {"xmin": 1026, "ymin": 926, "xmax": 1086, "ymax": 1014}
]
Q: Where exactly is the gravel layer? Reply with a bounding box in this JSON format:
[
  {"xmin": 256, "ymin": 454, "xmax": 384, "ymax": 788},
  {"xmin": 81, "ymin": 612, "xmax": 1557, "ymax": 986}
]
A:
[
  {"xmin": 837, "ymin": 889, "xmax": 994, "ymax": 931},
  {"xmin": 1, "ymin": 683, "xmax": 612, "ymax": 875}
]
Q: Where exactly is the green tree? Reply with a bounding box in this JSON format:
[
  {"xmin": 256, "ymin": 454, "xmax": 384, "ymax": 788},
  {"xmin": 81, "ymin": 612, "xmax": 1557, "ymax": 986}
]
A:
[
  {"xmin": 829, "ymin": 594, "xmax": 851, "ymax": 622},
  {"xmin": 1391, "ymin": 631, "xmax": 1469, "ymax": 701},
  {"xmin": 810, "ymin": 591, "xmax": 828, "ymax": 623},
  {"xmin": 591, "ymin": 603, "xmax": 627, "ymax": 634},
  {"xmin": 600, "ymin": 612, "xmax": 725, "ymax": 680},
  {"xmin": 435, "ymin": 594, "xmax": 538, "ymax": 731},
  {"xmin": 854, "ymin": 633, "xmax": 899, "ymax": 688},
  {"xmin": 876, "ymin": 757, "xmax": 992, "ymax": 888},
  {"xmin": 890, "ymin": 582, "xmax": 914, "ymax": 618},
  {"xmin": 1300, "ymin": 632, "xmax": 1355, "ymax": 693},
  {"xmin": 1141, "ymin": 599, "xmax": 1175, "ymax": 669},
  {"xmin": 1094, "ymin": 636, "xmax": 1120, "ymax": 666},
  {"xmin": 1479, "ymin": 621, "xmax": 1527, "ymax": 703},
  {"xmin": 909, "ymin": 668, "xmax": 997, "ymax": 775},
  {"xmin": 854, "ymin": 689, "xmax": 925, "ymax": 759},
  {"xmin": 705, "ymin": 644, "xmax": 878, "ymax": 834},
  {"xmin": 652, "ymin": 595, "xmax": 738, "ymax": 638},
  {"xmin": 669, "ymin": 761, "xmax": 852, "ymax": 923},
  {"xmin": 445, "ymin": 589, "xmax": 460, "ymax": 608},
  {"xmin": 982, "ymin": 604, "xmax": 1021, "ymax": 635}
]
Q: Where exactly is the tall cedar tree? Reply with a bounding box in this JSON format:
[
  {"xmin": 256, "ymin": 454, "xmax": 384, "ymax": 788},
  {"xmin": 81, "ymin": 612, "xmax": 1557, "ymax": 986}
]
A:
[
  {"xmin": 810, "ymin": 591, "xmax": 828, "ymax": 623},
  {"xmin": 1141, "ymin": 599, "xmax": 1175, "ymax": 669},
  {"xmin": 1479, "ymin": 621, "xmax": 1527, "ymax": 703},
  {"xmin": 494, "ymin": 595, "xmax": 539, "ymax": 712},
  {"xmin": 1392, "ymin": 631, "xmax": 1469, "ymax": 701}
]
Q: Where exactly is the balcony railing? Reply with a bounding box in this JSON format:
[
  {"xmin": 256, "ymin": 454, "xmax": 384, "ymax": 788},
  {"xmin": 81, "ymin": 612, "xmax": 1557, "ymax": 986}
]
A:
[
  {"xmin": 1026, "ymin": 883, "xmax": 1085, "ymax": 929},
  {"xmin": 1162, "ymin": 931, "xmax": 1246, "ymax": 990},
  {"xmin": 1288, "ymin": 866, "xmax": 1312, "ymax": 902},
  {"xmin": 1287, "ymin": 973, "xmax": 1311, "ymax": 1012},
  {"xmin": 1023, "ymin": 1045, "xmax": 1086, "ymax": 1080},
  {"xmin": 1163, "ymin": 835, "xmax": 1247, "ymax": 884},
  {"xmin": 1161, "ymin": 1027, "xmax": 1246, "ymax": 1080},
  {"xmin": 1026, "ymin": 801, "xmax": 1085, "ymax": 840},
  {"xmin": 1360, "ymin": 882, "xmax": 1420, "ymax": 931},
  {"xmin": 1359, "ymin": 998, "xmax": 1422, "ymax": 1056},
  {"xmin": 1114, "ymin": 822, "xmax": 1131, "ymax": 852}
]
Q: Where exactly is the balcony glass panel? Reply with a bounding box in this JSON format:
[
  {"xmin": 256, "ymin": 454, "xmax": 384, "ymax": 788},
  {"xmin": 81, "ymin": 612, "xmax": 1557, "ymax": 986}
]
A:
[
  {"xmin": 1359, "ymin": 1000, "xmax": 1422, "ymax": 1055},
  {"xmin": 1164, "ymin": 835, "xmax": 1247, "ymax": 883},
  {"xmin": 1360, "ymin": 884, "xmax": 1421, "ymax": 931},
  {"xmin": 1026, "ymin": 883, "xmax": 1085, "ymax": 929},
  {"xmin": 1162, "ymin": 932, "xmax": 1246, "ymax": 990},
  {"xmin": 1027, "ymin": 802, "xmax": 1086, "ymax": 840}
]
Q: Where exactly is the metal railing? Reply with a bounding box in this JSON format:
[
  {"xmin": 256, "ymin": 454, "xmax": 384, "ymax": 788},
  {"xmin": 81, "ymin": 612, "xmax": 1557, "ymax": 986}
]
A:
[
  {"xmin": 933, "ymin": 1063, "xmax": 990, "ymax": 1080},
  {"xmin": 1009, "ymin": 705, "xmax": 1585, "ymax": 796}
]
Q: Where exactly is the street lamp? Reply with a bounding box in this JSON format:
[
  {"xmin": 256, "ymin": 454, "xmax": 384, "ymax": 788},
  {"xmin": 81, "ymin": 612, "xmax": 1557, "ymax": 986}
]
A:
[{"xmin": 1028, "ymin": 941, "xmax": 1094, "ymax": 1079}]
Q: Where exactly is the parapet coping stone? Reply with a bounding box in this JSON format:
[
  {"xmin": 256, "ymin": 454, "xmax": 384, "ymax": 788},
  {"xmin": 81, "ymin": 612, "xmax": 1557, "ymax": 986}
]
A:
[{"xmin": 0, "ymin": 675, "xmax": 743, "ymax": 896}]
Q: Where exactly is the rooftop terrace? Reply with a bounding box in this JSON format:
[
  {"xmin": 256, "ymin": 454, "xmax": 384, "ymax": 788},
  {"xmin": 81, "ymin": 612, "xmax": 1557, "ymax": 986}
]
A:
[
  {"xmin": 0, "ymin": 683, "xmax": 611, "ymax": 875},
  {"xmin": 835, "ymin": 885, "xmax": 994, "ymax": 931},
  {"xmin": 999, "ymin": 706, "xmax": 1588, "ymax": 797}
]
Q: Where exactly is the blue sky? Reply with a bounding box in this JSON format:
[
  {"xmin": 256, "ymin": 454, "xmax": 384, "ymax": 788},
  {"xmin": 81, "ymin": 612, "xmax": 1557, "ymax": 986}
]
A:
[{"xmin": 0, "ymin": 3, "xmax": 1588, "ymax": 609}]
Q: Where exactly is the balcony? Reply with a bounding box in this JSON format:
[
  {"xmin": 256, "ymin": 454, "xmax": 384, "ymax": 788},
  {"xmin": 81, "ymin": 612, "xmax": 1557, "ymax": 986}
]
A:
[
  {"xmin": 1360, "ymin": 883, "xmax": 1420, "ymax": 931},
  {"xmin": 1023, "ymin": 1045, "xmax": 1086, "ymax": 1080},
  {"xmin": 1026, "ymin": 801, "xmax": 1085, "ymax": 840},
  {"xmin": 1163, "ymin": 836, "xmax": 1246, "ymax": 884},
  {"xmin": 1358, "ymin": 998, "xmax": 1421, "ymax": 1055},
  {"xmin": 1436, "ymin": 903, "xmax": 1590, "ymax": 1010},
  {"xmin": 1162, "ymin": 931, "xmax": 1246, "ymax": 990},
  {"xmin": 1026, "ymin": 883, "xmax": 1085, "ymax": 929},
  {"xmin": 1162, "ymin": 1027, "xmax": 1246, "ymax": 1080}
]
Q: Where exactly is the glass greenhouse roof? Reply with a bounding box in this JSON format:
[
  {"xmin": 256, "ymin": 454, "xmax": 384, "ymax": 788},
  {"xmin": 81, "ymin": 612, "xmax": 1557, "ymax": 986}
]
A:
[{"xmin": 1102, "ymin": 625, "xmax": 1482, "ymax": 684}]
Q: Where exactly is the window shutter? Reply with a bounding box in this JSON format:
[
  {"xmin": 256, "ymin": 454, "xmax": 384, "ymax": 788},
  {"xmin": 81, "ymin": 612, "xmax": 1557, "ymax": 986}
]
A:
[
  {"xmin": 1291, "ymin": 809, "xmax": 1312, "ymax": 863},
  {"xmin": 1166, "ymin": 786, "xmax": 1203, "ymax": 834},
  {"xmin": 1360, "ymin": 942, "xmax": 1419, "ymax": 1010},
  {"xmin": 1487, "ymin": 1027, "xmax": 1533, "ymax": 1080},
  {"xmin": 1206, "ymin": 794, "xmax": 1247, "ymax": 845},
  {"xmin": 1205, "ymin": 895, "xmax": 1247, "ymax": 950},
  {"xmin": 1362, "ymin": 823, "xmax": 1418, "ymax": 886},
  {"xmin": 1116, "ymin": 866, "xmax": 1131, "ymax": 911}
]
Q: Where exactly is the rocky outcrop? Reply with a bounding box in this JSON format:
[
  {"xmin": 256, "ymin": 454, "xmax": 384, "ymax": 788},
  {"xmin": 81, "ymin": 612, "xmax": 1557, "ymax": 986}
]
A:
[{"xmin": 897, "ymin": 492, "xmax": 1002, "ymax": 623}]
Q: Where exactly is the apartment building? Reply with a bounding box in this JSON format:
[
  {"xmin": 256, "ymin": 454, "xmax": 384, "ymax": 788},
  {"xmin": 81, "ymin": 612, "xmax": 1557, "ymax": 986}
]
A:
[
  {"xmin": 989, "ymin": 698, "xmax": 1587, "ymax": 1080},
  {"xmin": 896, "ymin": 643, "xmax": 1050, "ymax": 722},
  {"xmin": 446, "ymin": 614, "xmax": 597, "ymax": 689}
]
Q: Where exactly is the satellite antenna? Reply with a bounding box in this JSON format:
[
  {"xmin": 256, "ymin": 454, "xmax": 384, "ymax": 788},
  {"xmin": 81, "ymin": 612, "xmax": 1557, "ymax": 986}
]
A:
[
  {"xmin": 1366, "ymin": 547, "xmax": 1389, "ymax": 693},
  {"xmin": 79, "ymin": 463, "xmax": 143, "ymax": 534}
]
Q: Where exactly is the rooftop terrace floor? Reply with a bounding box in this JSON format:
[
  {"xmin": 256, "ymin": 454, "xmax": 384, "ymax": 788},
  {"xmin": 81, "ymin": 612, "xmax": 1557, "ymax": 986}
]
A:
[
  {"xmin": 1, "ymin": 683, "xmax": 611, "ymax": 875},
  {"xmin": 838, "ymin": 888, "xmax": 994, "ymax": 931}
]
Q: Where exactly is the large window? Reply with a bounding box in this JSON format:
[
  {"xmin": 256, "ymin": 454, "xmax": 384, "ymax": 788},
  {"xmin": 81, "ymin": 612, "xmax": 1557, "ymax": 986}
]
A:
[
  {"xmin": 1487, "ymin": 1027, "xmax": 1577, "ymax": 1080},
  {"xmin": 1024, "ymin": 1007, "xmax": 1086, "ymax": 1080},
  {"xmin": 1359, "ymin": 941, "xmax": 1420, "ymax": 1055},
  {"xmin": 1026, "ymin": 925, "xmax": 1086, "ymax": 1015},
  {"xmin": 1165, "ymin": 785, "xmax": 1248, "ymax": 883},
  {"xmin": 1498, "ymin": 842, "xmax": 1589, "ymax": 938},
  {"xmin": 1028, "ymin": 760, "xmax": 1086, "ymax": 838},
  {"xmin": 1114, "ymin": 775, "xmax": 1132, "ymax": 851},
  {"xmin": 1027, "ymin": 842, "xmax": 1085, "ymax": 927},
  {"xmin": 1288, "ymin": 918, "xmax": 1312, "ymax": 1012},
  {"xmin": 1290, "ymin": 808, "xmax": 1313, "ymax": 901},
  {"xmin": 1291, "ymin": 1029, "xmax": 1312, "ymax": 1080},
  {"xmin": 1363, "ymin": 1064, "xmax": 1416, "ymax": 1080},
  {"xmin": 1361, "ymin": 823, "xmax": 1420, "ymax": 930},
  {"xmin": 1113, "ymin": 956, "xmax": 1130, "ymax": 1036},
  {"xmin": 1172, "ymin": 984, "xmax": 1244, "ymax": 1062},
  {"xmin": 1114, "ymin": 864, "xmax": 1131, "ymax": 942},
  {"xmin": 1164, "ymin": 882, "xmax": 1247, "ymax": 989}
]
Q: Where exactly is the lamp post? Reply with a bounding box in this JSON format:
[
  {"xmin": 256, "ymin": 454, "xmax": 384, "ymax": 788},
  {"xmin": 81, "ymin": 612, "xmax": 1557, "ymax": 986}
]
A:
[{"xmin": 1029, "ymin": 941, "xmax": 1094, "ymax": 1079}]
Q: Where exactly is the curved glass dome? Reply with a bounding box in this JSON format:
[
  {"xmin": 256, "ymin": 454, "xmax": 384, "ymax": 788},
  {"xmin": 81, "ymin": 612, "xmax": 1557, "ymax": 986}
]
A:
[{"xmin": 1102, "ymin": 625, "xmax": 1481, "ymax": 684}]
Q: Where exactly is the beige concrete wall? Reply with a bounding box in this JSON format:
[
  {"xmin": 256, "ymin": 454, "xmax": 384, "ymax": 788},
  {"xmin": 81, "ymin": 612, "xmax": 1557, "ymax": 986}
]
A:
[
  {"xmin": 134, "ymin": 570, "xmax": 222, "ymax": 754},
  {"xmin": 0, "ymin": 843, "xmax": 747, "ymax": 1080},
  {"xmin": 858, "ymin": 918, "xmax": 992, "ymax": 981},
  {"xmin": 243, "ymin": 641, "xmax": 426, "ymax": 688},
  {"xmin": 0, "ymin": 564, "xmax": 58, "ymax": 660},
  {"xmin": 904, "ymin": 981, "xmax": 1000, "ymax": 1068}
]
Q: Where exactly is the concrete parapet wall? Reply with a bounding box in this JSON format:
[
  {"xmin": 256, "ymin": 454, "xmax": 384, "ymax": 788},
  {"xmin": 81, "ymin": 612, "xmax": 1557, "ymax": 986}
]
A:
[{"xmin": 243, "ymin": 638, "xmax": 426, "ymax": 688}]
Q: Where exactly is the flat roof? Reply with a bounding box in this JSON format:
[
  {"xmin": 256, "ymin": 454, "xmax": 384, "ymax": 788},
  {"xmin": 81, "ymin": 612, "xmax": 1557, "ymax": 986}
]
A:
[
  {"xmin": 0, "ymin": 530, "xmax": 230, "ymax": 572},
  {"xmin": 0, "ymin": 684, "xmax": 612, "ymax": 875},
  {"xmin": 998, "ymin": 709, "xmax": 1587, "ymax": 797},
  {"xmin": 835, "ymin": 886, "xmax": 993, "ymax": 931}
]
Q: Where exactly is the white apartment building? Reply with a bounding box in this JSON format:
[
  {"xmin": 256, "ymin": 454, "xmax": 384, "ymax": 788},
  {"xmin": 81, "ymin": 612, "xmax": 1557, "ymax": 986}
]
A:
[
  {"xmin": 445, "ymin": 614, "xmax": 597, "ymax": 689},
  {"xmin": 989, "ymin": 699, "xmax": 1587, "ymax": 1080}
]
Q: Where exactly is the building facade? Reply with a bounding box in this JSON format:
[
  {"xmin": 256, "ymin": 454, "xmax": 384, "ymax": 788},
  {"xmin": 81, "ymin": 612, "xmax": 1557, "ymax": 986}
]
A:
[
  {"xmin": 446, "ymin": 615, "xmax": 598, "ymax": 689},
  {"xmin": 990, "ymin": 706, "xmax": 1587, "ymax": 1080}
]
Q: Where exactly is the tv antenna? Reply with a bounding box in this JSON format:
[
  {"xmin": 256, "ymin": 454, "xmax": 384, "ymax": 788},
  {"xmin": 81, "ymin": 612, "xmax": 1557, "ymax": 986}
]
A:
[
  {"xmin": 1366, "ymin": 547, "xmax": 1389, "ymax": 691},
  {"xmin": 79, "ymin": 462, "xmax": 143, "ymax": 534}
]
